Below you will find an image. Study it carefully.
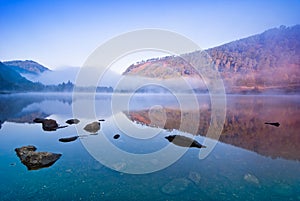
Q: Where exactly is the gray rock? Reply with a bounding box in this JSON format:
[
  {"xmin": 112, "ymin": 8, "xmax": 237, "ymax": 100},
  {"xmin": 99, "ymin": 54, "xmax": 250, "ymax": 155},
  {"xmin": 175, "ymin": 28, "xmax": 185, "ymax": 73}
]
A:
[
  {"xmin": 84, "ymin": 121, "xmax": 100, "ymax": 133},
  {"xmin": 15, "ymin": 145, "xmax": 61, "ymax": 170},
  {"xmin": 161, "ymin": 178, "xmax": 191, "ymax": 195}
]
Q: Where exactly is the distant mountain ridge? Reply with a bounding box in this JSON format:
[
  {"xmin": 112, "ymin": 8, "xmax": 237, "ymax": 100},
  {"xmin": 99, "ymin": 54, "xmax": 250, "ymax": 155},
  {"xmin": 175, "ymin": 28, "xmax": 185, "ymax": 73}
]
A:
[
  {"xmin": 124, "ymin": 25, "xmax": 300, "ymax": 93},
  {"xmin": 0, "ymin": 61, "xmax": 43, "ymax": 91},
  {"xmin": 3, "ymin": 60, "xmax": 50, "ymax": 75}
]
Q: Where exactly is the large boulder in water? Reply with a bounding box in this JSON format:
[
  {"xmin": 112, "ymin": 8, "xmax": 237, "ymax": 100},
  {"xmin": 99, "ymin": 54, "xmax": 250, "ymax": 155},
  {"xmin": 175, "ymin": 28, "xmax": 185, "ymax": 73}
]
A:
[
  {"xmin": 84, "ymin": 121, "xmax": 100, "ymax": 133},
  {"xmin": 15, "ymin": 145, "xmax": 62, "ymax": 170},
  {"xmin": 42, "ymin": 119, "xmax": 59, "ymax": 131},
  {"xmin": 33, "ymin": 118, "xmax": 66, "ymax": 131}
]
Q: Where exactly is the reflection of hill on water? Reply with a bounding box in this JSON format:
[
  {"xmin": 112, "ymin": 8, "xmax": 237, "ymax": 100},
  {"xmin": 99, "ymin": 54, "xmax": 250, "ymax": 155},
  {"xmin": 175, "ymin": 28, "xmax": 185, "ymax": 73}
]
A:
[
  {"xmin": 125, "ymin": 96, "xmax": 300, "ymax": 161},
  {"xmin": 0, "ymin": 93, "xmax": 72, "ymax": 127}
]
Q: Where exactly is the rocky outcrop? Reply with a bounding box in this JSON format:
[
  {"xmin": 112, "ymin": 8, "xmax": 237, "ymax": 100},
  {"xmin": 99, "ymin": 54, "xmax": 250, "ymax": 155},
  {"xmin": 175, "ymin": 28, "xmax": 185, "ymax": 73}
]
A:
[{"xmin": 15, "ymin": 145, "xmax": 61, "ymax": 170}]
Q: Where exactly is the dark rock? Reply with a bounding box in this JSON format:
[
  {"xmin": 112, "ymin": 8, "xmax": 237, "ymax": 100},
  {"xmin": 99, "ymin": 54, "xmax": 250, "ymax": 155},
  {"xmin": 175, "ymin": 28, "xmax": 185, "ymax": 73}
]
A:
[
  {"xmin": 84, "ymin": 121, "xmax": 100, "ymax": 133},
  {"xmin": 33, "ymin": 118, "xmax": 45, "ymax": 123},
  {"xmin": 165, "ymin": 135, "xmax": 206, "ymax": 148},
  {"xmin": 113, "ymin": 134, "xmax": 120, "ymax": 139},
  {"xmin": 98, "ymin": 119, "xmax": 105, "ymax": 122},
  {"xmin": 15, "ymin": 145, "xmax": 61, "ymax": 170},
  {"xmin": 33, "ymin": 118, "xmax": 60, "ymax": 131},
  {"xmin": 264, "ymin": 122, "xmax": 280, "ymax": 127},
  {"xmin": 65, "ymin": 119, "xmax": 80, "ymax": 125},
  {"xmin": 59, "ymin": 136, "xmax": 79, "ymax": 143},
  {"xmin": 42, "ymin": 119, "xmax": 59, "ymax": 131}
]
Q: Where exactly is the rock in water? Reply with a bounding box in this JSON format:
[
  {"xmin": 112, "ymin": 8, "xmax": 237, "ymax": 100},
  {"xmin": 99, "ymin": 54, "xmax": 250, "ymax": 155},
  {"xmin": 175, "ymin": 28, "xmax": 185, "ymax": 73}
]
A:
[
  {"xmin": 161, "ymin": 178, "xmax": 191, "ymax": 195},
  {"xmin": 33, "ymin": 118, "xmax": 60, "ymax": 131},
  {"xmin": 65, "ymin": 119, "xmax": 80, "ymax": 125},
  {"xmin": 59, "ymin": 136, "xmax": 79, "ymax": 143},
  {"xmin": 165, "ymin": 135, "xmax": 207, "ymax": 148},
  {"xmin": 113, "ymin": 134, "xmax": 120, "ymax": 139},
  {"xmin": 84, "ymin": 121, "xmax": 100, "ymax": 133},
  {"xmin": 244, "ymin": 173, "xmax": 260, "ymax": 185},
  {"xmin": 42, "ymin": 119, "xmax": 59, "ymax": 131},
  {"xmin": 264, "ymin": 122, "xmax": 280, "ymax": 127},
  {"xmin": 15, "ymin": 145, "xmax": 61, "ymax": 170},
  {"xmin": 188, "ymin": 171, "xmax": 201, "ymax": 185}
]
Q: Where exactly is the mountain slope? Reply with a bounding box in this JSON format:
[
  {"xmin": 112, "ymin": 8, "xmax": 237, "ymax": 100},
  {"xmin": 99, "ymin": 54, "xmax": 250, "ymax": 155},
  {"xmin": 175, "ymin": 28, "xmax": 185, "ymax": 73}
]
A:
[
  {"xmin": 3, "ymin": 60, "xmax": 50, "ymax": 75},
  {"xmin": 0, "ymin": 62, "xmax": 43, "ymax": 91},
  {"xmin": 124, "ymin": 25, "xmax": 300, "ymax": 93}
]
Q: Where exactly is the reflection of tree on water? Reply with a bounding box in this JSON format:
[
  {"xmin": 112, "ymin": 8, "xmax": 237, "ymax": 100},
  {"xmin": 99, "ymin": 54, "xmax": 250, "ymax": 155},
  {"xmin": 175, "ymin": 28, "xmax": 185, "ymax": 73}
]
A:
[
  {"xmin": 0, "ymin": 93, "xmax": 72, "ymax": 128},
  {"xmin": 125, "ymin": 96, "xmax": 300, "ymax": 161}
]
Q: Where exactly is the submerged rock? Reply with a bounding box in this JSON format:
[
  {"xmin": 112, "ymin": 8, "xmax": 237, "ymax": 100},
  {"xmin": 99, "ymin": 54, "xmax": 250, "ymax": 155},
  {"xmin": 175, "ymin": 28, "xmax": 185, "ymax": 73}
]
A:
[
  {"xmin": 15, "ymin": 145, "xmax": 61, "ymax": 170},
  {"xmin": 112, "ymin": 162, "xmax": 126, "ymax": 171},
  {"xmin": 113, "ymin": 134, "xmax": 120, "ymax": 139},
  {"xmin": 161, "ymin": 178, "xmax": 191, "ymax": 195},
  {"xmin": 84, "ymin": 121, "xmax": 100, "ymax": 133},
  {"xmin": 188, "ymin": 171, "xmax": 201, "ymax": 185},
  {"xmin": 59, "ymin": 136, "xmax": 79, "ymax": 143},
  {"xmin": 165, "ymin": 135, "xmax": 206, "ymax": 148},
  {"xmin": 244, "ymin": 173, "xmax": 260, "ymax": 185},
  {"xmin": 66, "ymin": 119, "xmax": 80, "ymax": 125}
]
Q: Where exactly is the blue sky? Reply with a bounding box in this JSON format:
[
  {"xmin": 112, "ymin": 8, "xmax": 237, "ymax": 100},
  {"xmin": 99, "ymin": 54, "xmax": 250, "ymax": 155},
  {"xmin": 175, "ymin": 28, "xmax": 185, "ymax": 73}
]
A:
[{"xmin": 0, "ymin": 0, "xmax": 299, "ymax": 70}]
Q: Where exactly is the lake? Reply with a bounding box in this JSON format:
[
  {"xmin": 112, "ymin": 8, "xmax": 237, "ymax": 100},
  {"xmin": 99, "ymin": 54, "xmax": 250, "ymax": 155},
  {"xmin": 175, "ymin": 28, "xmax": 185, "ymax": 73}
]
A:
[{"xmin": 0, "ymin": 93, "xmax": 299, "ymax": 201}]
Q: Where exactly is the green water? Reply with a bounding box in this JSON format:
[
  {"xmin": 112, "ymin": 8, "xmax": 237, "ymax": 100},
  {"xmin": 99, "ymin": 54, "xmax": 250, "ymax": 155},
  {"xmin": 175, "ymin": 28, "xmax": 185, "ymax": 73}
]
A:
[{"xmin": 0, "ymin": 93, "xmax": 299, "ymax": 201}]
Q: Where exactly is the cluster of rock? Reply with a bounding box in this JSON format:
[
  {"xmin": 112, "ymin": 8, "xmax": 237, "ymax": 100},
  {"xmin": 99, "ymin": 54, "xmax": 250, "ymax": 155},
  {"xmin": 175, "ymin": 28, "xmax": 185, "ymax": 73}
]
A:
[
  {"xmin": 15, "ymin": 115, "xmax": 212, "ymax": 171},
  {"xmin": 15, "ymin": 117, "xmax": 125, "ymax": 170}
]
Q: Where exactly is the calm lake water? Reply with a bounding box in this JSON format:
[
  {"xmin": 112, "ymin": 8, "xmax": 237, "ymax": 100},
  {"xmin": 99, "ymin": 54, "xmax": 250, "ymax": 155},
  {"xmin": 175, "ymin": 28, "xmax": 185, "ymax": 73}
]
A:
[{"xmin": 0, "ymin": 93, "xmax": 299, "ymax": 201}]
